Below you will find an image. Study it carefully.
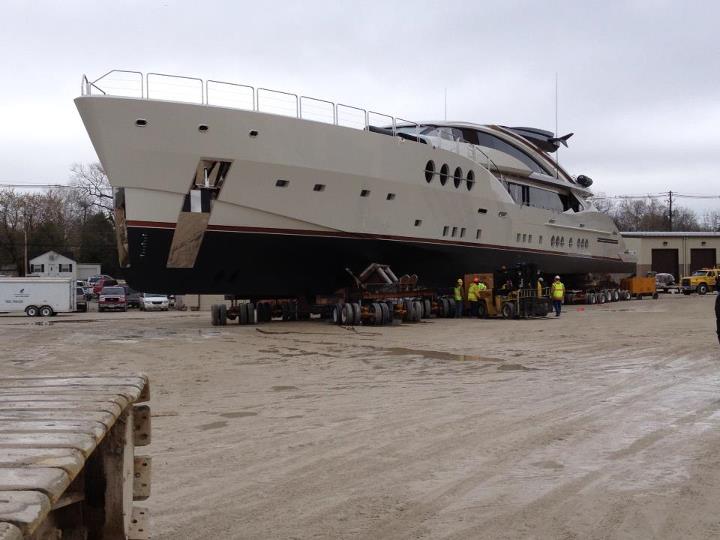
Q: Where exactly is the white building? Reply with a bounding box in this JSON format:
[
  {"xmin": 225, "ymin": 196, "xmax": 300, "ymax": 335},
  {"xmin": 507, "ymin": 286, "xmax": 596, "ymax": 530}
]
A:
[
  {"xmin": 621, "ymin": 232, "xmax": 720, "ymax": 280},
  {"xmin": 28, "ymin": 251, "xmax": 101, "ymax": 281}
]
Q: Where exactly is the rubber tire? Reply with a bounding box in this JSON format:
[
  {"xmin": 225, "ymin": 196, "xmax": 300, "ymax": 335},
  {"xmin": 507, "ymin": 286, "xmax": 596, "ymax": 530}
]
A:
[
  {"xmin": 586, "ymin": 294, "xmax": 593, "ymax": 305},
  {"xmin": 625, "ymin": 291, "xmax": 632, "ymax": 301},
  {"xmin": 652, "ymin": 292, "xmax": 659, "ymax": 299},
  {"xmin": 612, "ymin": 290, "xmax": 620, "ymax": 302},
  {"xmin": 25, "ymin": 305, "xmax": 39, "ymax": 317},
  {"xmin": 447, "ymin": 299, "xmax": 456, "ymax": 318},
  {"xmin": 412, "ymin": 301, "xmax": 422, "ymax": 322},
  {"xmin": 370, "ymin": 302, "xmax": 382, "ymax": 325},
  {"xmin": 248, "ymin": 303, "xmax": 257, "ymax": 324},
  {"xmin": 218, "ymin": 304, "xmax": 227, "ymax": 325},
  {"xmin": 501, "ymin": 302, "xmax": 515, "ymax": 319},
  {"xmin": 380, "ymin": 302, "xmax": 390, "ymax": 325},
  {"xmin": 340, "ymin": 303, "xmax": 352, "ymax": 325},
  {"xmin": 440, "ymin": 298, "xmax": 449, "ymax": 317},
  {"xmin": 423, "ymin": 299, "xmax": 432, "ymax": 319},
  {"xmin": 351, "ymin": 303, "xmax": 361, "ymax": 325},
  {"xmin": 477, "ymin": 300, "xmax": 488, "ymax": 318},
  {"xmin": 211, "ymin": 304, "xmax": 220, "ymax": 325},
  {"xmin": 588, "ymin": 293, "xmax": 596, "ymax": 305},
  {"xmin": 698, "ymin": 284, "xmax": 708, "ymax": 295}
]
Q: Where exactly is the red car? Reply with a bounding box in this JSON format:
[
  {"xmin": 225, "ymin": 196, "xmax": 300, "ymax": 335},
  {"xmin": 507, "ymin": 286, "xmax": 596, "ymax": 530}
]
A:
[
  {"xmin": 98, "ymin": 286, "xmax": 127, "ymax": 312},
  {"xmin": 92, "ymin": 277, "xmax": 118, "ymax": 296}
]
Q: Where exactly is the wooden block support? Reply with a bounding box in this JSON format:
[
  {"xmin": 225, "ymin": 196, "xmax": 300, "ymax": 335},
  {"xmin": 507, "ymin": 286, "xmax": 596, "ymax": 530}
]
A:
[
  {"xmin": 128, "ymin": 507, "xmax": 149, "ymax": 540},
  {"xmin": 0, "ymin": 523, "xmax": 23, "ymax": 540},
  {"xmin": 133, "ymin": 457, "xmax": 151, "ymax": 501},
  {"xmin": 132, "ymin": 405, "xmax": 151, "ymax": 447}
]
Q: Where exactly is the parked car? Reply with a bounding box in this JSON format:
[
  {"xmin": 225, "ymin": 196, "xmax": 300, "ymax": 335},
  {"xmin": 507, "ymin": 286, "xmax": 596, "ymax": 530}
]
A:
[
  {"xmin": 124, "ymin": 287, "xmax": 142, "ymax": 309},
  {"xmin": 139, "ymin": 292, "xmax": 170, "ymax": 311},
  {"xmin": 76, "ymin": 280, "xmax": 93, "ymax": 300},
  {"xmin": 75, "ymin": 286, "xmax": 88, "ymax": 312},
  {"xmin": 98, "ymin": 286, "xmax": 127, "ymax": 312},
  {"xmin": 93, "ymin": 277, "xmax": 118, "ymax": 296}
]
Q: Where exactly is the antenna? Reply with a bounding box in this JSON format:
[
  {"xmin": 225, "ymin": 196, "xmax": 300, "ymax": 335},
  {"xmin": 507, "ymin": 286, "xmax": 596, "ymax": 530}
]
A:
[
  {"xmin": 444, "ymin": 87, "xmax": 447, "ymax": 121},
  {"xmin": 555, "ymin": 72, "xmax": 559, "ymax": 179}
]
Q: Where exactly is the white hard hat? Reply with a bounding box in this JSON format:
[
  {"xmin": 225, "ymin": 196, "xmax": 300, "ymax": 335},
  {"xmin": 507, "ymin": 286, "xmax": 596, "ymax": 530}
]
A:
[{"xmin": 554, "ymin": 275, "xmax": 560, "ymax": 280}]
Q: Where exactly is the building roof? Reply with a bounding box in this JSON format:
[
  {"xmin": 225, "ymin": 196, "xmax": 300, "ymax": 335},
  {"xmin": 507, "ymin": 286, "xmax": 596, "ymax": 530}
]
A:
[
  {"xmin": 29, "ymin": 250, "xmax": 76, "ymax": 263},
  {"xmin": 621, "ymin": 231, "xmax": 720, "ymax": 238}
]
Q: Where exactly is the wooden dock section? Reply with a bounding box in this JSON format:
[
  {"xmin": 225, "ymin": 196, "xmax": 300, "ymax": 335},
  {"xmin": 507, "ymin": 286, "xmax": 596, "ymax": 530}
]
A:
[{"xmin": 0, "ymin": 374, "xmax": 151, "ymax": 539}]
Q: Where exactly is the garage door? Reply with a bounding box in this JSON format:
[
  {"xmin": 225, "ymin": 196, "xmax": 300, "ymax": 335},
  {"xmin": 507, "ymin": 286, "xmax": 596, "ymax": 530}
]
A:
[
  {"xmin": 690, "ymin": 248, "xmax": 716, "ymax": 272},
  {"xmin": 651, "ymin": 249, "xmax": 679, "ymax": 280}
]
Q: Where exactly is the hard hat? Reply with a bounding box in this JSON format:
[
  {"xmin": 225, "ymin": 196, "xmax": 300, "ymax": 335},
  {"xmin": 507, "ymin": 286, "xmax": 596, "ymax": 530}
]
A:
[
  {"xmin": 457, "ymin": 278, "xmax": 463, "ymax": 284},
  {"xmin": 554, "ymin": 275, "xmax": 560, "ymax": 280},
  {"xmin": 473, "ymin": 277, "xmax": 479, "ymax": 283}
]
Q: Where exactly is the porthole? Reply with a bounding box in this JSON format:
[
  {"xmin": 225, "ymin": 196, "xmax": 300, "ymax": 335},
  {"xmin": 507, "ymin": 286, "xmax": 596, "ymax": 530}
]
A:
[
  {"xmin": 453, "ymin": 167, "xmax": 463, "ymax": 188},
  {"xmin": 460, "ymin": 227, "xmax": 466, "ymax": 238},
  {"xmin": 248, "ymin": 130, "xmax": 259, "ymax": 137},
  {"xmin": 425, "ymin": 160, "xmax": 435, "ymax": 183},
  {"xmin": 360, "ymin": 189, "xmax": 370, "ymax": 197},
  {"xmin": 135, "ymin": 119, "xmax": 147, "ymax": 127},
  {"xmin": 198, "ymin": 124, "xmax": 208, "ymax": 132},
  {"xmin": 442, "ymin": 226, "xmax": 449, "ymax": 237},
  {"xmin": 313, "ymin": 184, "xmax": 325, "ymax": 192},
  {"xmin": 452, "ymin": 226, "xmax": 458, "ymax": 237},
  {"xmin": 439, "ymin": 164, "xmax": 449, "ymax": 186},
  {"xmin": 477, "ymin": 208, "xmax": 487, "ymax": 214},
  {"xmin": 476, "ymin": 229, "xmax": 482, "ymax": 240},
  {"xmin": 275, "ymin": 179, "xmax": 289, "ymax": 188},
  {"xmin": 466, "ymin": 170, "xmax": 475, "ymax": 191},
  {"xmin": 414, "ymin": 219, "xmax": 422, "ymax": 227}
]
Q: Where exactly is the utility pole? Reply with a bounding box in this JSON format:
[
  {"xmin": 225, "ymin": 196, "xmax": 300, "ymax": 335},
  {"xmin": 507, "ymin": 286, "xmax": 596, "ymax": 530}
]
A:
[
  {"xmin": 668, "ymin": 190, "xmax": 673, "ymax": 232},
  {"xmin": 24, "ymin": 227, "xmax": 28, "ymax": 276}
]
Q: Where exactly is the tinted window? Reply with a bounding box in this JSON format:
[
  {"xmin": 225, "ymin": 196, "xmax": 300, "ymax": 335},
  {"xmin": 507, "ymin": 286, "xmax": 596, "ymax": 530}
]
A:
[
  {"xmin": 102, "ymin": 287, "xmax": 125, "ymax": 295},
  {"xmin": 471, "ymin": 131, "xmax": 548, "ymax": 174},
  {"xmin": 506, "ymin": 182, "xmax": 565, "ymax": 212}
]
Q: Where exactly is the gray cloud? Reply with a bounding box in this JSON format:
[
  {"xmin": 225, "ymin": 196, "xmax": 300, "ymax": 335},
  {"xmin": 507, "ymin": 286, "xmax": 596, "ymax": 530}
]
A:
[{"xmin": 1, "ymin": 0, "xmax": 718, "ymax": 212}]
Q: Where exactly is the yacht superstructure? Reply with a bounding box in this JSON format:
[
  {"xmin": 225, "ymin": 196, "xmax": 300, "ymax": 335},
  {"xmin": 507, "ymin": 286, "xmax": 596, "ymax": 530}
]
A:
[{"xmin": 75, "ymin": 70, "xmax": 635, "ymax": 297}]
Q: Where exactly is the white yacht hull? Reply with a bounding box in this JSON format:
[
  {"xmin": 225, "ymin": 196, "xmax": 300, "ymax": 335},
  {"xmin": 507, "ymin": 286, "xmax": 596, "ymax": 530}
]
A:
[{"xmin": 75, "ymin": 96, "xmax": 635, "ymax": 296}]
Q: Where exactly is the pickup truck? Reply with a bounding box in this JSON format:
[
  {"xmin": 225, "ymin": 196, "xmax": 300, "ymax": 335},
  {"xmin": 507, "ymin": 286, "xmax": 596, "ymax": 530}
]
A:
[{"xmin": 680, "ymin": 268, "xmax": 720, "ymax": 295}]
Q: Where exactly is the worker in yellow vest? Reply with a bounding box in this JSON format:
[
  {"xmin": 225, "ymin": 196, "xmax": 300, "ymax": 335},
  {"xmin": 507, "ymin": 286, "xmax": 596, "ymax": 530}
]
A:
[
  {"xmin": 550, "ymin": 275, "xmax": 565, "ymax": 317},
  {"xmin": 468, "ymin": 277, "xmax": 481, "ymax": 317},
  {"xmin": 453, "ymin": 278, "xmax": 464, "ymax": 318}
]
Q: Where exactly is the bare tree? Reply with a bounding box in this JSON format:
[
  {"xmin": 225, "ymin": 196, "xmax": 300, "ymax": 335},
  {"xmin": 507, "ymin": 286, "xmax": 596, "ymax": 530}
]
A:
[{"xmin": 69, "ymin": 162, "xmax": 114, "ymax": 218}]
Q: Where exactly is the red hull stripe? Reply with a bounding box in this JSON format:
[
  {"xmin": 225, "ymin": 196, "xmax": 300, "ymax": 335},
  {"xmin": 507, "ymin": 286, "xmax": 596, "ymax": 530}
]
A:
[{"xmin": 125, "ymin": 219, "xmax": 624, "ymax": 263}]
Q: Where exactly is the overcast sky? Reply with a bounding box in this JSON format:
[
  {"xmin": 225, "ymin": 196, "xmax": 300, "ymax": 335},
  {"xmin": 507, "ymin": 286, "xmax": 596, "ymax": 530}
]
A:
[{"xmin": 2, "ymin": 0, "xmax": 719, "ymax": 212}]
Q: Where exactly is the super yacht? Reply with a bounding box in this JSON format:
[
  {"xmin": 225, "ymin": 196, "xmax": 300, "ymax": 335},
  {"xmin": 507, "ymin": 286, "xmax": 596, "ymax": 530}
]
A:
[{"xmin": 75, "ymin": 70, "xmax": 636, "ymax": 298}]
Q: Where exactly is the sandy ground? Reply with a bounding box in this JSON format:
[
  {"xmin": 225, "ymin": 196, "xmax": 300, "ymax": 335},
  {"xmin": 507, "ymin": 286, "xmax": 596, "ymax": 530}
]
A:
[{"xmin": 2, "ymin": 294, "xmax": 720, "ymax": 539}]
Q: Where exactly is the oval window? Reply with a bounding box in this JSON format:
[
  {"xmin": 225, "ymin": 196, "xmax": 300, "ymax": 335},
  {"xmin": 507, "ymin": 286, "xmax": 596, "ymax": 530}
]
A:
[
  {"xmin": 425, "ymin": 160, "xmax": 435, "ymax": 183},
  {"xmin": 466, "ymin": 170, "xmax": 475, "ymax": 190},
  {"xmin": 439, "ymin": 164, "xmax": 449, "ymax": 186},
  {"xmin": 453, "ymin": 167, "xmax": 463, "ymax": 188}
]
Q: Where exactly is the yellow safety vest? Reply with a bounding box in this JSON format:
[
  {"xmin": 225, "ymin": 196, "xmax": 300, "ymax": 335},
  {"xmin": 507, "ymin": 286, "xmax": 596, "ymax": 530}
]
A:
[
  {"xmin": 478, "ymin": 283, "xmax": 487, "ymax": 291},
  {"xmin": 468, "ymin": 283, "xmax": 480, "ymax": 301},
  {"xmin": 551, "ymin": 281, "xmax": 565, "ymax": 300},
  {"xmin": 453, "ymin": 286, "xmax": 463, "ymax": 301}
]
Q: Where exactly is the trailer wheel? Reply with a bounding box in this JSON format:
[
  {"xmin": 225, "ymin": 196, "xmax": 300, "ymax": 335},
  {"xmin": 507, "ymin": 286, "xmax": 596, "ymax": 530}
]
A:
[
  {"xmin": 380, "ymin": 302, "xmax": 391, "ymax": 325},
  {"xmin": 652, "ymin": 292, "xmax": 659, "ymax": 299},
  {"xmin": 411, "ymin": 301, "xmax": 422, "ymax": 322},
  {"xmin": 351, "ymin": 303, "xmax": 361, "ymax": 325},
  {"xmin": 446, "ymin": 299, "xmax": 456, "ymax": 318},
  {"xmin": 339, "ymin": 303, "xmax": 351, "ymax": 325},
  {"xmin": 589, "ymin": 293, "xmax": 597, "ymax": 304},
  {"xmin": 422, "ymin": 299, "xmax": 432, "ymax": 319},
  {"xmin": 247, "ymin": 303, "xmax": 256, "ymax": 324},
  {"xmin": 477, "ymin": 300, "xmax": 488, "ymax": 318},
  {"xmin": 25, "ymin": 305, "xmax": 39, "ymax": 317},
  {"xmin": 624, "ymin": 290, "xmax": 632, "ymax": 301},
  {"xmin": 501, "ymin": 302, "xmax": 515, "ymax": 319},
  {"xmin": 369, "ymin": 302, "xmax": 382, "ymax": 325}
]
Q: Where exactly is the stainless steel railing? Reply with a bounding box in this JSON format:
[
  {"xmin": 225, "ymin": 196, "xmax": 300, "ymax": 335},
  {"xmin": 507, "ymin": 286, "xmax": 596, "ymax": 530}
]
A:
[{"xmin": 79, "ymin": 69, "xmax": 504, "ymax": 178}]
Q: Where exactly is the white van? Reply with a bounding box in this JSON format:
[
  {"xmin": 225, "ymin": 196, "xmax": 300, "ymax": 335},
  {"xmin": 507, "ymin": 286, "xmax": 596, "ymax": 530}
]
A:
[{"xmin": 0, "ymin": 278, "xmax": 76, "ymax": 316}]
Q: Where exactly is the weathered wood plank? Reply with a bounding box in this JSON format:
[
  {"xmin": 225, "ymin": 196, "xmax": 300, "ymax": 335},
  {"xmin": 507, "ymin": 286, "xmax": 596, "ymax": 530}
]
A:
[
  {"xmin": 0, "ymin": 409, "xmax": 116, "ymax": 427},
  {"xmin": 0, "ymin": 433, "xmax": 97, "ymax": 457},
  {"xmin": 128, "ymin": 506, "xmax": 149, "ymax": 540},
  {"xmin": 133, "ymin": 406, "xmax": 151, "ymax": 446},
  {"xmin": 0, "ymin": 448, "xmax": 84, "ymax": 477},
  {"xmin": 133, "ymin": 456, "xmax": 151, "ymax": 501},
  {"xmin": 0, "ymin": 468, "xmax": 69, "ymax": 503},
  {"xmin": 0, "ymin": 386, "xmax": 141, "ymax": 403},
  {"xmin": 0, "ymin": 522, "xmax": 24, "ymax": 540},
  {"xmin": 0, "ymin": 420, "xmax": 106, "ymax": 441},
  {"xmin": 0, "ymin": 401, "xmax": 122, "ymax": 417},
  {"xmin": 0, "ymin": 394, "xmax": 130, "ymax": 410},
  {"xmin": 0, "ymin": 377, "xmax": 146, "ymax": 391},
  {"xmin": 0, "ymin": 491, "xmax": 51, "ymax": 535}
]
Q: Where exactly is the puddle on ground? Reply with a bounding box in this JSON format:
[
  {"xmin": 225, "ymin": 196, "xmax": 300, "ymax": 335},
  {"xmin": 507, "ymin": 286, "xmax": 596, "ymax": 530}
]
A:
[
  {"xmin": 497, "ymin": 363, "xmax": 536, "ymax": 371},
  {"xmin": 219, "ymin": 412, "xmax": 258, "ymax": 418},
  {"xmin": 377, "ymin": 347, "xmax": 503, "ymax": 363},
  {"xmin": 197, "ymin": 421, "xmax": 227, "ymax": 431},
  {"xmin": 272, "ymin": 385, "xmax": 299, "ymax": 391}
]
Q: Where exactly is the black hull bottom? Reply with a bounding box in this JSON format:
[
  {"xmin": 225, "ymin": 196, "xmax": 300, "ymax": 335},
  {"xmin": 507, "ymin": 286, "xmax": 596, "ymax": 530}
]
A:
[{"xmin": 124, "ymin": 227, "xmax": 635, "ymax": 297}]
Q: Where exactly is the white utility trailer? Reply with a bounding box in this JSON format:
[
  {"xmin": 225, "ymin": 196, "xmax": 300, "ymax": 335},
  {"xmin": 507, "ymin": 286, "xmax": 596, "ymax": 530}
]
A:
[{"xmin": 0, "ymin": 278, "xmax": 76, "ymax": 317}]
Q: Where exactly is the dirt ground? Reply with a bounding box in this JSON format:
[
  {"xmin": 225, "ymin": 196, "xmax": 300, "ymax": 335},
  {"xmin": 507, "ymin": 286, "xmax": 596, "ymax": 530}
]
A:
[{"xmin": 2, "ymin": 294, "xmax": 720, "ymax": 539}]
